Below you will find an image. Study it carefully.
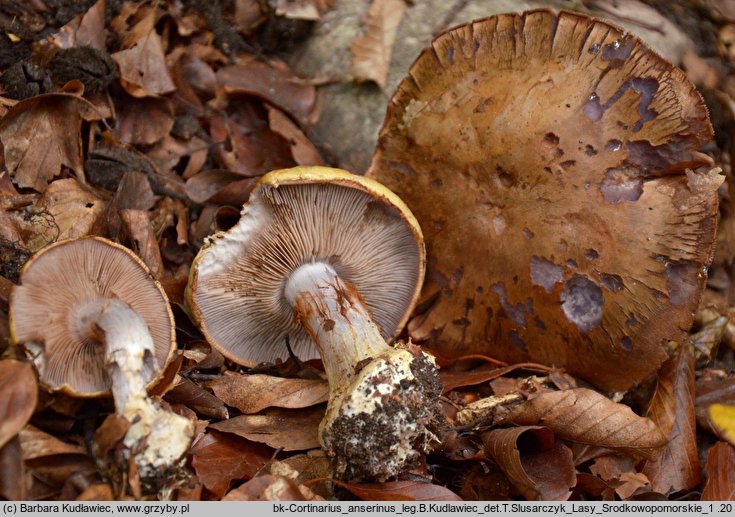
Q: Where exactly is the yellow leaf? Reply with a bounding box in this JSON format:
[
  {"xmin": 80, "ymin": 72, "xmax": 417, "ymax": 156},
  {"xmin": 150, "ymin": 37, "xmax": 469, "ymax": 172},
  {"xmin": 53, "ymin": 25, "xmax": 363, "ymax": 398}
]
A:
[{"xmin": 709, "ymin": 404, "xmax": 735, "ymax": 445}]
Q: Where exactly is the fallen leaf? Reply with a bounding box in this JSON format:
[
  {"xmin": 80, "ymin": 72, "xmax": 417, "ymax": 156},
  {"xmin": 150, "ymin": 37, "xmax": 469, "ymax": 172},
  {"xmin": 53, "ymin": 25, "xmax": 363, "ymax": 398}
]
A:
[
  {"xmin": 190, "ymin": 430, "xmax": 274, "ymax": 498},
  {"xmin": 439, "ymin": 363, "xmax": 552, "ymax": 393},
  {"xmin": 16, "ymin": 178, "xmax": 105, "ymax": 252},
  {"xmin": 50, "ymin": 0, "xmax": 107, "ymax": 50},
  {"xmin": 338, "ymin": 480, "xmax": 462, "ymax": 501},
  {"xmin": 91, "ymin": 414, "xmax": 130, "ymax": 469},
  {"xmin": 0, "ymin": 93, "xmax": 95, "ymax": 192},
  {"xmin": 76, "ymin": 483, "xmax": 114, "ymax": 501},
  {"xmin": 641, "ymin": 348, "xmax": 700, "ymax": 494},
  {"xmin": 702, "ymin": 442, "xmax": 735, "ymax": 500},
  {"xmin": 184, "ymin": 170, "xmax": 259, "ymax": 205},
  {"xmin": 482, "ymin": 426, "xmax": 575, "ymax": 500},
  {"xmin": 217, "ymin": 56, "xmax": 318, "ymax": 124},
  {"xmin": 209, "ymin": 103, "xmax": 296, "ymax": 177},
  {"xmin": 20, "ymin": 425, "xmax": 86, "ymax": 460},
  {"xmin": 349, "ymin": 0, "xmax": 406, "ymax": 89},
  {"xmin": 112, "ymin": 27, "xmax": 175, "ymax": 97},
  {"xmin": 616, "ymin": 472, "xmax": 651, "ymax": 500},
  {"xmin": 508, "ymin": 388, "xmax": 667, "ymax": 459},
  {"xmin": 223, "ymin": 475, "xmax": 310, "ymax": 500},
  {"xmin": 0, "ymin": 435, "xmax": 26, "ymax": 500},
  {"xmin": 105, "ymin": 170, "xmax": 158, "ymax": 238},
  {"xmin": 459, "ymin": 463, "xmax": 512, "ymax": 500},
  {"xmin": 0, "ymin": 360, "xmax": 37, "ymax": 449},
  {"xmin": 710, "ymin": 403, "xmax": 735, "ymax": 445},
  {"xmin": 116, "ymin": 96, "xmax": 174, "ymax": 145},
  {"xmin": 696, "ymin": 376, "xmax": 735, "ymax": 432},
  {"xmin": 209, "ymin": 406, "xmax": 322, "ymax": 451},
  {"xmin": 165, "ymin": 376, "xmax": 229, "ymax": 419},
  {"xmin": 266, "ymin": 106, "xmax": 323, "ymax": 165},
  {"xmin": 206, "ymin": 373, "xmax": 328, "ymax": 413},
  {"xmin": 120, "ymin": 209, "xmax": 164, "ymax": 279}
]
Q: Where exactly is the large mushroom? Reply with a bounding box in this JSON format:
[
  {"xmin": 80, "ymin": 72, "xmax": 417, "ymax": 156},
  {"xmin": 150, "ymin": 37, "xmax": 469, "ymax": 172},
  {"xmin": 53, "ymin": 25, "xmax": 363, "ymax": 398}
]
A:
[
  {"xmin": 367, "ymin": 9, "xmax": 722, "ymax": 391},
  {"xmin": 9, "ymin": 237, "xmax": 194, "ymax": 478},
  {"xmin": 187, "ymin": 165, "xmax": 442, "ymax": 481}
]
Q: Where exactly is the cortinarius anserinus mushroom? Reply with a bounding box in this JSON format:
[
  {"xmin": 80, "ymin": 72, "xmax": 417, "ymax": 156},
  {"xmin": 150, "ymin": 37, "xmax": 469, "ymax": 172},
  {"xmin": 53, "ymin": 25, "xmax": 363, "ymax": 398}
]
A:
[
  {"xmin": 368, "ymin": 10, "xmax": 722, "ymax": 391},
  {"xmin": 187, "ymin": 166, "xmax": 442, "ymax": 481},
  {"xmin": 9, "ymin": 237, "xmax": 194, "ymax": 478}
]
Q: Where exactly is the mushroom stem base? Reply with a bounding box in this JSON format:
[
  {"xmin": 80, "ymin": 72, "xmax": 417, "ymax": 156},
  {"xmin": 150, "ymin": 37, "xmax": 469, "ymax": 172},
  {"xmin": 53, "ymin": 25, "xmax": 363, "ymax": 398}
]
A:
[
  {"xmin": 320, "ymin": 343, "xmax": 443, "ymax": 482},
  {"xmin": 79, "ymin": 298, "xmax": 194, "ymax": 478}
]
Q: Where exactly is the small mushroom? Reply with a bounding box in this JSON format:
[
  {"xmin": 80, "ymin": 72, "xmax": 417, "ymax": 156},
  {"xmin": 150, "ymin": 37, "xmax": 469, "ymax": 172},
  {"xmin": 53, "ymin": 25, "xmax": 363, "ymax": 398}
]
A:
[
  {"xmin": 9, "ymin": 237, "xmax": 194, "ymax": 478},
  {"xmin": 187, "ymin": 165, "xmax": 442, "ymax": 481},
  {"xmin": 367, "ymin": 10, "xmax": 722, "ymax": 391}
]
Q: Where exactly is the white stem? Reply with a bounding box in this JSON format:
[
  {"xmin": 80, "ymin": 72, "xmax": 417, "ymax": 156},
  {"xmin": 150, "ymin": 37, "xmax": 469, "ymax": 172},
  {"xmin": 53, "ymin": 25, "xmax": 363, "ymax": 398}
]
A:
[
  {"xmin": 76, "ymin": 299, "xmax": 193, "ymax": 478},
  {"xmin": 285, "ymin": 262, "xmax": 391, "ymax": 390}
]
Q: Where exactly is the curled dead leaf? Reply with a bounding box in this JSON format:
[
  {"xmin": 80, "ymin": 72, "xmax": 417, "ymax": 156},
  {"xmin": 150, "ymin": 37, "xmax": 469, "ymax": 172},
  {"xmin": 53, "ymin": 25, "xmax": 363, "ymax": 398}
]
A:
[
  {"xmin": 349, "ymin": 0, "xmax": 406, "ymax": 89},
  {"xmin": 482, "ymin": 426, "xmax": 575, "ymax": 500},
  {"xmin": 338, "ymin": 480, "xmax": 462, "ymax": 501},
  {"xmin": 702, "ymin": 442, "xmax": 735, "ymax": 500},
  {"xmin": 206, "ymin": 373, "xmax": 328, "ymax": 414},
  {"xmin": 508, "ymin": 388, "xmax": 666, "ymax": 460},
  {"xmin": 0, "ymin": 360, "xmax": 38, "ymax": 449},
  {"xmin": 641, "ymin": 348, "xmax": 700, "ymax": 494}
]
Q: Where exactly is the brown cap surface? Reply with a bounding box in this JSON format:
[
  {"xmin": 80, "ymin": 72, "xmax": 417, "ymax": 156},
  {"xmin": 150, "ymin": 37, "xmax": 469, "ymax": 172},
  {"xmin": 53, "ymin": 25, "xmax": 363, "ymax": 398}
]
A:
[
  {"xmin": 367, "ymin": 10, "xmax": 720, "ymax": 391},
  {"xmin": 10, "ymin": 237, "xmax": 175, "ymax": 396},
  {"xmin": 187, "ymin": 166, "xmax": 425, "ymax": 366}
]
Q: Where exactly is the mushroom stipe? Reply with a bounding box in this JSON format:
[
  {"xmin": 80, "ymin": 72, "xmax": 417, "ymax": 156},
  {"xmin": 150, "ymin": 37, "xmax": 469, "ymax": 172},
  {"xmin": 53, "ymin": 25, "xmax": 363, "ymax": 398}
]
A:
[
  {"xmin": 187, "ymin": 166, "xmax": 443, "ymax": 481},
  {"xmin": 10, "ymin": 237, "xmax": 193, "ymax": 480}
]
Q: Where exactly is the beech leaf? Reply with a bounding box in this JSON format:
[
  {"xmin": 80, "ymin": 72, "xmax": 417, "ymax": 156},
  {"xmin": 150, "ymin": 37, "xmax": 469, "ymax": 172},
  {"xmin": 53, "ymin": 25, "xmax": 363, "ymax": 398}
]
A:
[
  {"xmin": 0, "ymin": 93, "xmax": 94, "ymax": 192},
  {"xmin": 206, "ymin": 373, "xmax": 328, "ymax": 414},
  {"xmin": 339, "ymin": 480, "xmax": 462, "ymax": 501},
  {"xmin": 709, "ymin": 403, "xmax": 735, "ymax": 445},
  {"xmin": 209, "ymin": 407, "xmax": 322, "ymax": 451},
  {"xmin": 641, "ymin": 348, "xmax": 700, "ymax": 494},
  {"xmin": 508, "ymin": 388, "xmax": 666, "ymax": 459},
  {"xmin": 112, "ymin": 30, "xmax": 176, "ymax": 97},
  {"xmin": 482, "ymin": 426, "xmax": 575, "ymax": 500},
  {"xmin": 190, "ymin": 430, "xmax": 274, "ymax": 498},
  {"xmin": 349, "ymin": 0, "xmax": 406, "ymax": 89},
  {"xmin": 0, "ymin": 361, "xmax": 37, "ymax": 449},
  {"xmin": 701, "ymin": 442, "xmax": 735, "ymax": 501}
]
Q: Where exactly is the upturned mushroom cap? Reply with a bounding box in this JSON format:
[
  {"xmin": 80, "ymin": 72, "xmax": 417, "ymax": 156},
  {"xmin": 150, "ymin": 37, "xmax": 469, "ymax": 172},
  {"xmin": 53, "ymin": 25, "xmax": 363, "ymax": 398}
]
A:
[
  {"xmin": 187, "ymin": 165, "xmax": 425, "ymax": 365},
  {"xmin": 367, "ymin": 10, "xmax": 721, "ymax": 391},
  {"xmin": 9, "ymin": 237, "xmax": 176, "ymax": 396}
]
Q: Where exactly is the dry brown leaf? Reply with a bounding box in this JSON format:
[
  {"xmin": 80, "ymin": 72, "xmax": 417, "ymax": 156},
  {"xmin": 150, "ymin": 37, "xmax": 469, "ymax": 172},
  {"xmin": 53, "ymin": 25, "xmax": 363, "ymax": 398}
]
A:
[
  {"xmin": 20, "ymin": 425, "xmax": 86, "ymax": 461},
  {"xmin": 112, "ymin": 28, "xmax": 175, "ymax": 97},
  {"xmin": 116, "ymin": 96, "xmax": 174, "ymax": 145},
  {"xmin": 209, "ymin": 407, "xmax": 322, "ymax": 451},
  {"xmin": 50, "ymin": 0, "xmax": 106, "ymax": 50},
  {"xmin": 190, "ymin": 430, "xmax": 274, "ymax": 498},
  {"xmin": 0, "ymin": 360, "xmax": 37, "ymax": 449},
  {"xmin": 266, "ymin": 106, "xmax": 324, "ymax": 166},
  {"xmin": 615, "ymin": 472, "xmax": 651, "ymax": 500},
  {"xmin": 223, "ymin": 474, "xmax": 317, "ymax": 500},
  {"xmin": 0, "ymin": 93, "xmax": 95, "ymax": 192},
  {"xmin": 14, "ymin": 178, "xmax": 106, "ymax": 252},
  {"xmin": 482, "ymin": 426, "xmax": 575, "ymax": 500},
  {"xmin": 76, "ymin": 483, "xmax": 114, "ymax": 501},
  {"xmin": 696, "ymin": 375, "xmax": 735, "ymax": 432},
  {"xmin": 641, "ymin": 348, "xmax": 700, "ymax": 494},
  {"xmin": 702, "ymin": 442, "xmax": 735, "ymax": 500},
  {"xmin": 206, "ymin": 373, "xmax": 328, "ymax": 414},
  {"xmin": 349, "ymin": 0, "xmax": 406, "ymax": 89},
  {"xmin": 184, "ymin": 170, "xmax": 259, "ymax": 206},
  {"xmin": 120, "ymin": 209, "xmax": 164, "ymax": 280},
  {"xmin": 165, "ymin": 376, "xmax": 229, "ymax": 420},
  {"xmin": 216, "ymin": 57, "xmax": 318, "ymax": 124},
  {"xmin": 508, "ymin": 388, "xmax": 667, "ymax": 459},
  {"xmin": 339, "ymin": 480, "xmax": 462, "ymax": 501},
  {"xmin": 0, "ymin": 435, "xmax": 25, "ymax": 500}
]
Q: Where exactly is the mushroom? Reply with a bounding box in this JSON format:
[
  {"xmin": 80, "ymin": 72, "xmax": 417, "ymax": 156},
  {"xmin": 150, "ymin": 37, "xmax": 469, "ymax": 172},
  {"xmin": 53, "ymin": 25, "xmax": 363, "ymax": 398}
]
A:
[
  {"xmin": 367, "ymin": 10, "xmax": 722, "ymax": 391},
  {"xmin": 187, "ymin": 165, "xmax": 442, "ymax": 481},
  {"xmin": 9, "ymin": 237, "xmax": 194, "ymax": 478}
]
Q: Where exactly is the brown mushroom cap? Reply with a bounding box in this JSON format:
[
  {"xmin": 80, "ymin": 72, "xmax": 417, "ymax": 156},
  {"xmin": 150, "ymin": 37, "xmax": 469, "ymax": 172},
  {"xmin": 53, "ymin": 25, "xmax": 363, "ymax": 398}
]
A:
[
  {"xmin": 9, "ymin": 237, "xmax": 176, "ymax": 396},
  {"xmin": 367, "ymin": 10, "xmax": 720, "ymax": 391},
  {"xmin": 187, "ymin": 166, "xmax": 425, "ymax": 366}
]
